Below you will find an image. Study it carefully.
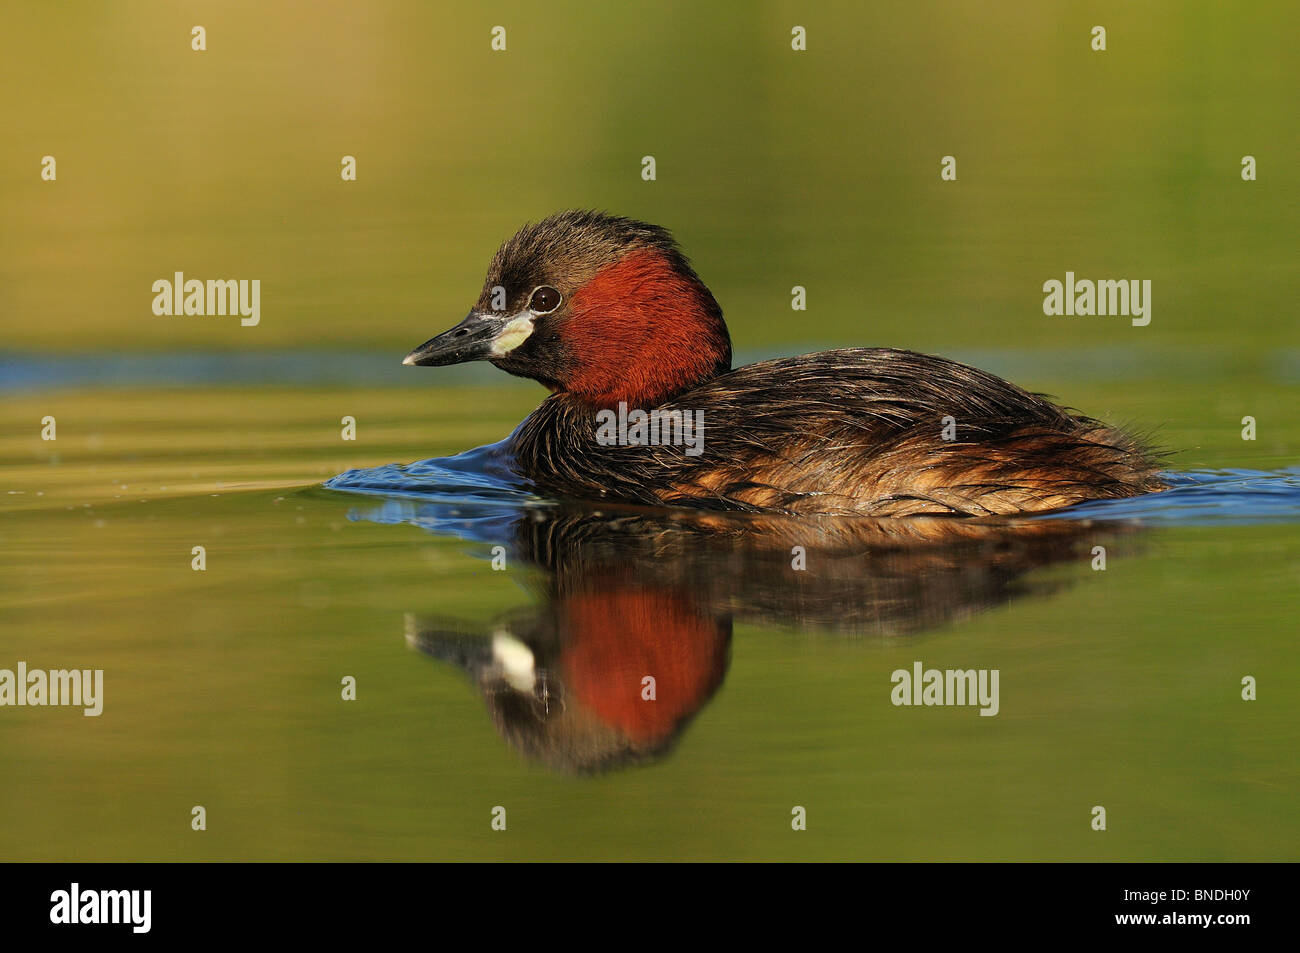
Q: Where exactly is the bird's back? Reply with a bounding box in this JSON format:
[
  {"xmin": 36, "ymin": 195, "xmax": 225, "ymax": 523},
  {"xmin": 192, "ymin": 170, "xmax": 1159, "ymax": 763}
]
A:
[{"xmin": 510, "ymin": 348, "xmax": 1165, "ymax": 516}]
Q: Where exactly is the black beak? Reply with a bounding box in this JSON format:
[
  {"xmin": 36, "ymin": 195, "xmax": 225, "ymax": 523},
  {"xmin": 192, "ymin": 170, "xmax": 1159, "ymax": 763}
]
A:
[{"xmin": 402, "ymin": 310, "xmax": 505, "ymax": 367}]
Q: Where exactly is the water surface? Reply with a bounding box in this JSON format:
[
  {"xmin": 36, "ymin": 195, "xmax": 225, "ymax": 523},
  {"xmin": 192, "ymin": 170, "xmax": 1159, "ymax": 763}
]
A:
[{"xmin": 3, "ymin": 373, "xmax": 1296, "ymax": 860}]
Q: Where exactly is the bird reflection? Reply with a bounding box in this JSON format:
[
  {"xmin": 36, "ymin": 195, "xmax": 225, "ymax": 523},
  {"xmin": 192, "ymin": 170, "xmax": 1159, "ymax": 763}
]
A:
[{"xmin": 359, "ymin": 494, "xmax": 1142, "ymax": 775}]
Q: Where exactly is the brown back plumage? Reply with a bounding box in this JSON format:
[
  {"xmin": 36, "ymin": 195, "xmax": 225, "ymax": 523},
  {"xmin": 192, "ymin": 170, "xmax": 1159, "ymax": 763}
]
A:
[{"xmin": 510, "ymin": 347, "xmax": 1166, "ymax": 516}]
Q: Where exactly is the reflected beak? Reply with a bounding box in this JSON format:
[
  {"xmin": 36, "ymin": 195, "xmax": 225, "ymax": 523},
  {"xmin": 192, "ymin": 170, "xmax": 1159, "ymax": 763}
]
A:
[
  {"xmin": 404, "ymin": 615, "xmax": 540, "ymax": 694},
  {"xmin": 404, "ymin": 614, "xmax": 493, "ymax": 674},
  {"xmin": 402, "ymin": 310, "xmax": 507, "ymax": 367}
]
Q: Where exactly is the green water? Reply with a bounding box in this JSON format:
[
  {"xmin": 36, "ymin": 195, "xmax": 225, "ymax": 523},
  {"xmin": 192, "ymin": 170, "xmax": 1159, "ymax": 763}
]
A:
[
  {"xmin": 2, "ymin": 379, "xmax": 1296, "ymax": 860},
  {"xmin": 2, "ymin": 1, "xmax": 1298, "ymax": 859}
]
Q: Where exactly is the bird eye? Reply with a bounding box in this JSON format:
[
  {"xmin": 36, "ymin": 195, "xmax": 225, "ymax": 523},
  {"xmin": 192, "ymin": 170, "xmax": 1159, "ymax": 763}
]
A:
[{"xmin": 528, "ymin": 286, "xmax": 562, "ymax": 314}]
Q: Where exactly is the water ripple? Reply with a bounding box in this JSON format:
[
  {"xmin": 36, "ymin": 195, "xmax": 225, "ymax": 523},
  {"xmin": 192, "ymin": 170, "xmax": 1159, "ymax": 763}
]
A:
[{"xmin": 326, "ymin": 448, "xmax": 1300, "ymax": 531}]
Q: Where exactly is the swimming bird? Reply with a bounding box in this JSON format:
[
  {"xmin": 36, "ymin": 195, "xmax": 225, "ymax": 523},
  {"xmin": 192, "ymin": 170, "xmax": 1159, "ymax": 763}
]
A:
[{"xmin": 403, "ymin": 210, "xmax": 1165, "ymax": 516}]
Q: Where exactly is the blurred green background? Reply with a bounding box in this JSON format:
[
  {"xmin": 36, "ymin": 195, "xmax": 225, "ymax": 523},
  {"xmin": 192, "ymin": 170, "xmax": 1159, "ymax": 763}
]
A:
[
  {"xmin": 2, "ymin": 0, "xmax": 1296, "ymax": 357},
  {"xmin": 1, "ymin": 1, "xmax": 1297, "ymax": 860}
]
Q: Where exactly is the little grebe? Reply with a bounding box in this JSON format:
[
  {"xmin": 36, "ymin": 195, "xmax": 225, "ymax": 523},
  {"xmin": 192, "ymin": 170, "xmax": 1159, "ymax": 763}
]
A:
[{"xmin": 404, "ymin": 210, "xmax": 1165, "ymax": 516}]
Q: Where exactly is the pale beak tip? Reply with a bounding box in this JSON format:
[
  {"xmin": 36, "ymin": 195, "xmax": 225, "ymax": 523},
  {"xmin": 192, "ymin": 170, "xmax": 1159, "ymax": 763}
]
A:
[{"xmin": 401, "ymin": 352, "xmax": 417, "ymax": 366}]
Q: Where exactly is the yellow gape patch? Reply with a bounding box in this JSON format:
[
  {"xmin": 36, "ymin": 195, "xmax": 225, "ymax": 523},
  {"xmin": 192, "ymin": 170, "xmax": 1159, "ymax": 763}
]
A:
[{"xmin": 491, "ymin": 314, "xmax": 535, "ymax": 356}]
